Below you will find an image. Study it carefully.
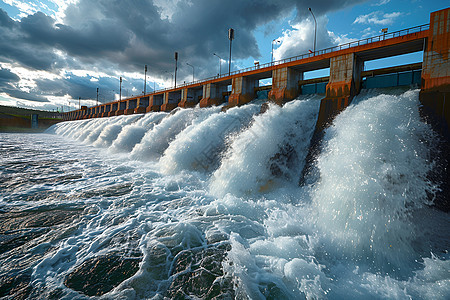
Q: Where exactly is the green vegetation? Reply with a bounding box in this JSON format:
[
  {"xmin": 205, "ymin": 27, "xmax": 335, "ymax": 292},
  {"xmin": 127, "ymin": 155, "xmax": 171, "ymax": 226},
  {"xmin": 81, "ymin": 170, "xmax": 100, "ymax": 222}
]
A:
[
  {"xmin": 0, "ymin": 105, "xmax": 63, "ymax": 132},
  {"xmin": 0, "ymin": 105, "xmax": 62, "ymax": 118}
]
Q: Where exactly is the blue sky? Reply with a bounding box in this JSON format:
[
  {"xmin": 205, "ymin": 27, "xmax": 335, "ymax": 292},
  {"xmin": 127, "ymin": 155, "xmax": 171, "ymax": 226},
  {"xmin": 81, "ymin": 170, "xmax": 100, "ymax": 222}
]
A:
[{"xmin": 0, "ymin": 0, "xmax": 448, "ymax": 111}]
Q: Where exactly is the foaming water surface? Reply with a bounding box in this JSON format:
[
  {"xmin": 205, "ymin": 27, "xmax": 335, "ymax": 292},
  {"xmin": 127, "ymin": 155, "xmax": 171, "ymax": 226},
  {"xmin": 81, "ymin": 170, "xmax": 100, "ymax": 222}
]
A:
[{"xmin": 1, "ymin": 91, "xmax": 449, "ymax": 299}]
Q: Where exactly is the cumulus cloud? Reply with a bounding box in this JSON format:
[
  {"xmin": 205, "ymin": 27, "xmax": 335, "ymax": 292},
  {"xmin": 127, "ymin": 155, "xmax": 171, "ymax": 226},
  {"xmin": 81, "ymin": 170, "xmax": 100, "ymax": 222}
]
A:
[
  {"xmin": 273, "ymin": 16, "xmax": 354, "ymax": 61},
  {"xmin": 0, "ymin": 0, "xmax": 367, "ymax": 109},
  {"xmin": 353, "ymin": 11, "xmax": 401, "ymax": 25}
]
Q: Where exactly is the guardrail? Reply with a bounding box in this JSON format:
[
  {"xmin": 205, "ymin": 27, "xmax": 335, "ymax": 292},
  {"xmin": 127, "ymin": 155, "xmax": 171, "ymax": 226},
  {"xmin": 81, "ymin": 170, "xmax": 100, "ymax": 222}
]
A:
[{"xmin": 81, "ymin": 23, "xmax": 429, "ymax": 110}]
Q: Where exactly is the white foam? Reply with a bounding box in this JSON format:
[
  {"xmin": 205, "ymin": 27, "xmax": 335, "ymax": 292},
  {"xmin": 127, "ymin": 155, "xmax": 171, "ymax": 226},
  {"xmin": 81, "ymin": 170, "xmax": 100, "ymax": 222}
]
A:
[
  {"xmin": 130, "ymin": 106, "xmax": 221, "ymax": 161},
  {"xmin": 210, "ymin": 96, "xmax": 321, "ymax": 197},
  {"xmin": 159, "ymin": 103, "xmax": 260, "ymax": 174},
  {"xmin": 311, "ymin": 89, "xmax": 438, "ymax": 273},
  {"xmin": 23, "ymin": 90, "xmax": 450, "ymax": 299}
]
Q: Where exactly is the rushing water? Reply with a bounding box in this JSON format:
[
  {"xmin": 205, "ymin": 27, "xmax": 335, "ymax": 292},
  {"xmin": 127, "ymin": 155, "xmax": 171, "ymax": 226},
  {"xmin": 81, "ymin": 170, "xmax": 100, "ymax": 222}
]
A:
[{"xmin": 0, "ymin": 89, "xmax": 449, "ymax": 299}]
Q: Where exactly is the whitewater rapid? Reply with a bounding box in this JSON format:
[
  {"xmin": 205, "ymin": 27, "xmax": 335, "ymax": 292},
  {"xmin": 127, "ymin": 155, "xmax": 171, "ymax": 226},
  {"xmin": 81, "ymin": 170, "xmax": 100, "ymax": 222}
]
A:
[{"xmin": 1, "ymin": 90, "xmax": 449, "ymax": 299}]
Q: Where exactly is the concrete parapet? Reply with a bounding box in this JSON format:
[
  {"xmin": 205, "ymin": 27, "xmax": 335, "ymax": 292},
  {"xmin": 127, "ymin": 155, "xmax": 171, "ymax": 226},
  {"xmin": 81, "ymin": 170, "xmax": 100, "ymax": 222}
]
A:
[
  {"xmin": 268, "ymin": 67, "xmax": 303, "ymax": 105},
  {"xmin": 228, "ymin": 76, "xmax": 259, "ymax": 107}
]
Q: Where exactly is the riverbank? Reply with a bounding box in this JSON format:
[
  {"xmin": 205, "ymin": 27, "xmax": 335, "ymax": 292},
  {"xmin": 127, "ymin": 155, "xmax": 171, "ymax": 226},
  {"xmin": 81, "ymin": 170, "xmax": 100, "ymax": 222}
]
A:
[{"xmin": 0, "ymin": 105, "xmax": 63, "ymax": 132}]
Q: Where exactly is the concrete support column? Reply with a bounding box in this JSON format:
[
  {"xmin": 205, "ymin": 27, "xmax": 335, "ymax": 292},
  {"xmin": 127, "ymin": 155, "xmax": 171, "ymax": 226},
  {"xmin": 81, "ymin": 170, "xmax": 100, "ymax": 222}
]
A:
[
  {"xmin": 161, "ymin": 90, "xmax": 181, "ymax": 111},
  {"xmin": 420, "ymin": 7, "xmax": 450, "ymax": 136},
  {"xmin": 102, "ymin": 104, "xmax": 111, "ymax": 117},
  {"xmin": 125, "ymin": 99, "xmax": 137, "ymax": 115},
  {"xmin": 268, "ymin": 67, "xmax": 303, "ymax": 105},
  {"xmin": 108, "ymin": 103, "xmax": 117, "ymax": 117},
  {"xmin": 147, "ymin": 94, "xmax": 163, "ymax": 112},
  {"xmin": 199, "ymin": 83, "xmax": 227, "ymax": 107},
  {"xmin": 92, "ymin": 106, "xmax": 98, "ymax": 118},
  {"xmin": 115, "ymin": 101, "xmax": 126, "ymax": 116},
  {"xmin": 228, "ymin": 76, "xmax": 259, "ymax": 107},
  {"xmin": 135, "ymin": 96, "xmax": 149, "ymax": 113},
  {"xmin": 98, "ymin": 105, "xmax": 104, "ymax": 117},
  {"xmin": 179, "ymin": 88, "xmax": 202, "ymax": 108},
  {"xmin": 316, "ymin": 53, "xmax": 363, "ymax": 130}
]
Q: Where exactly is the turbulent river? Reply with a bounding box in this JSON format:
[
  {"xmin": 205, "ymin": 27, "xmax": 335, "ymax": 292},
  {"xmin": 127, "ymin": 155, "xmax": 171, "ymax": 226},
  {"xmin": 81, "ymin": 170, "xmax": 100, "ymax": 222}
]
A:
[{"xmin": 0, "ymin": 88, "xmax": 449, "ymax": 299}]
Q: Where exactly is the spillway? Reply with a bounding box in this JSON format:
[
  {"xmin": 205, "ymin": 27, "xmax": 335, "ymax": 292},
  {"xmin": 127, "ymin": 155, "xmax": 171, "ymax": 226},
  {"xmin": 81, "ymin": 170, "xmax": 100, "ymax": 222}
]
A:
[{"xmin": 0, "ymin": 89, "xmax": 449, "ymax": 299}]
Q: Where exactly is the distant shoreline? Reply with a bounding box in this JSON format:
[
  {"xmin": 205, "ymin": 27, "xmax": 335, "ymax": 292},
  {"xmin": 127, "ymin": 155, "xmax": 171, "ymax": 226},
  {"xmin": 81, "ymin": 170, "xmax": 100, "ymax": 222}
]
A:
[{"xmin": 0, "ymin": 105, "xmax": 63, "ymax": 132}]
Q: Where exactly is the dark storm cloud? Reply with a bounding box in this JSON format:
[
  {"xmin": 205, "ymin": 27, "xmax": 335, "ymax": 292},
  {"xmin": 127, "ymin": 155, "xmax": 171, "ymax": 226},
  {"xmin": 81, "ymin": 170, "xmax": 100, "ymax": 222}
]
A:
[
  {"xmin": 0, "ymin": 67, "xmax": 48, "ymax": 103},
  {"xmin": 35, "ymin": 74, "xmax": 146, "ymax": 104},
  {"xmin": 0, "ymin": 0, "xmax": 366, "ymax": 104},
  {"xmin": 0, "ymin": 68, "xmax": 20, "ymax": 88},
  {"xmin": 2, "ymin": 88, "xmax": 49, "ymax": 102}
]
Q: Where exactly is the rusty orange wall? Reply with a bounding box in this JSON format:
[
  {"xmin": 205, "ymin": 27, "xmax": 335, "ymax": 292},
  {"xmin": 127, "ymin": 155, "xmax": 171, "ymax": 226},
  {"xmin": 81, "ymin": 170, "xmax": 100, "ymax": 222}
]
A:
[
  {"xmin": 421, "ymin": 8, "xmax": 450, "ymax": 91},
  {"xmin": 325, "ymin": 53, "xmax": 363, "ymax": 99},
  {"xmin": 268, "ymin": 67, "xmax": 302, "ymax": 104},
  {"xmin": 228, "ymin": 76, "xmax": 259, "ymax": 107}
]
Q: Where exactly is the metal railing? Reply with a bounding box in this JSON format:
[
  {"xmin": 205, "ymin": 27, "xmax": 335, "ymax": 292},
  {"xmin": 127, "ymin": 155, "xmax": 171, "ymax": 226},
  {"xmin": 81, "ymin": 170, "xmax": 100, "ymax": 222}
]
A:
[{"xmin": 81, "ymin": 23, "xmax": 429, "ymax": 111}]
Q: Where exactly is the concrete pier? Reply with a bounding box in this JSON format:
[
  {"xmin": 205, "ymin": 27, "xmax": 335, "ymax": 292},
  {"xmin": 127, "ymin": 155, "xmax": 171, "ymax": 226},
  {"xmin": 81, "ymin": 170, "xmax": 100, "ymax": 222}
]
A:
[
  {"xmin": 102, "ymin": 104, "xmax": 111, "ymax": 117},
  {"xmin": 124, "ymin": 98, "xmax": 137, "ymax": 115},
  {"xmin": 268, "ymin": 67, "xmax": 303, "ymax": 106},
  {"xmin": 420, "ymin": 8, "xmax": 450, "ymax": 136},
  {"xmin": 135, "ymin": 96, "xmax": 149, "ymax": 114},
  {"xmin": 108, "ymin": 103, "xmax": 118, "ymax": 117},
  {"xmin": 228, "ymin": 76, "xmax": 259, "ymax": 107},
  {"xmin": 147, "ymin": 94, "xmax": 163, "ymax": 112},
  {"xmin": 115, "ymin": 101, "xmax": 126, "ymax": 116},
  {"xmin": 199, "ymin": 82, "xmax": 228, "ymax": 107},
  {"xmin": 316, "ymin": 53, "xmax": 363, "ymax": 129},
  {"xmin": 161, "ymin": 90, "xmax": 181, "ymax": 111},
  {"xmin": 179, "ymin": 87, "xmax": 203, "ymax": 108}
]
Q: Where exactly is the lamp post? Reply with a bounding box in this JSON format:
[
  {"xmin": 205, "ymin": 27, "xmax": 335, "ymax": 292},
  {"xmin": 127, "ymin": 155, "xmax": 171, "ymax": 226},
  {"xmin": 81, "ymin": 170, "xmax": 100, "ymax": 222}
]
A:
[
  {"xmin": 308, "ymin": 8, "xmax": 317, "ymax": 54},
  {"xmin": 271, "ymin": 39, "xmax": 280, "ymax": 64},
  {"xmin": 228, "ymin": 28, "xmax": 234, "ymax": 76},
  {"xmin": 119, "ymin": 77, "xmax": 122, "ymax": 101},
  {"xmin": 144, "ymin": 64, "xmax": 147, "ymax": 95},
  {"xmin": 96, "ymin": 88, "xmax": 99, "ymax": 106},
  {"xmin": 174, "ymin": 52, "xmax": 178, "ymax": 88},
  {"xmin": 186, "ymin": 63, "xmax": 195, "ymax": 82},
  {"xmin": 213, "ymin": 53, "xmax": 222, "ymax": 76}
]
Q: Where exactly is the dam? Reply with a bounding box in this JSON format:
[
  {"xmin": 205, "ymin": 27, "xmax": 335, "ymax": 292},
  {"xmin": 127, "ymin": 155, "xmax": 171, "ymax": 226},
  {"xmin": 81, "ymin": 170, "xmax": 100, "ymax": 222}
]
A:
[
  {"xmin": 64, "ymin": 7, "xmax": 449, "ymax": 138},
  {"xmin": 1, "ymin": 7, "xmax": 449, "ymax": 300}
]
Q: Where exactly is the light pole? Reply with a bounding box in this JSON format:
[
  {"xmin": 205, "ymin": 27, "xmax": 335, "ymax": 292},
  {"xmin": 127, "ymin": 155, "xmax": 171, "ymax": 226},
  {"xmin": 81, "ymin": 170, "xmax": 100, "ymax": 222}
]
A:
[
  {"xmin": 174, "ymin": 52, "xmax": 178, "ymax": 88},
  {"xmin": 271, "ymin": 39, "xmax": 280, "ymax": 64},
  {"xmin": 186, "ymin": 63, "xmax": 195, "ymax": 82},
  {"xmin": 228, "ymin": 28, "xmax": 234, "ymax": 76},
  {"xmin": 144, "ymin": 64, "xmax": 147, "ymax": 95},
  {"xmin": 119, "ymin": 77, "xmax": 122, "ymax": 101},
  {"xmin": 96, "ymin": 88, "xmax": 99, "ymax": 106},
  {"xmin": 213, "ymin": 53, "xmax": 222, "ymax": 76},
  {"xmin": 308, "ymin": 8, "xmax": 317, "ymax": 54}
]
